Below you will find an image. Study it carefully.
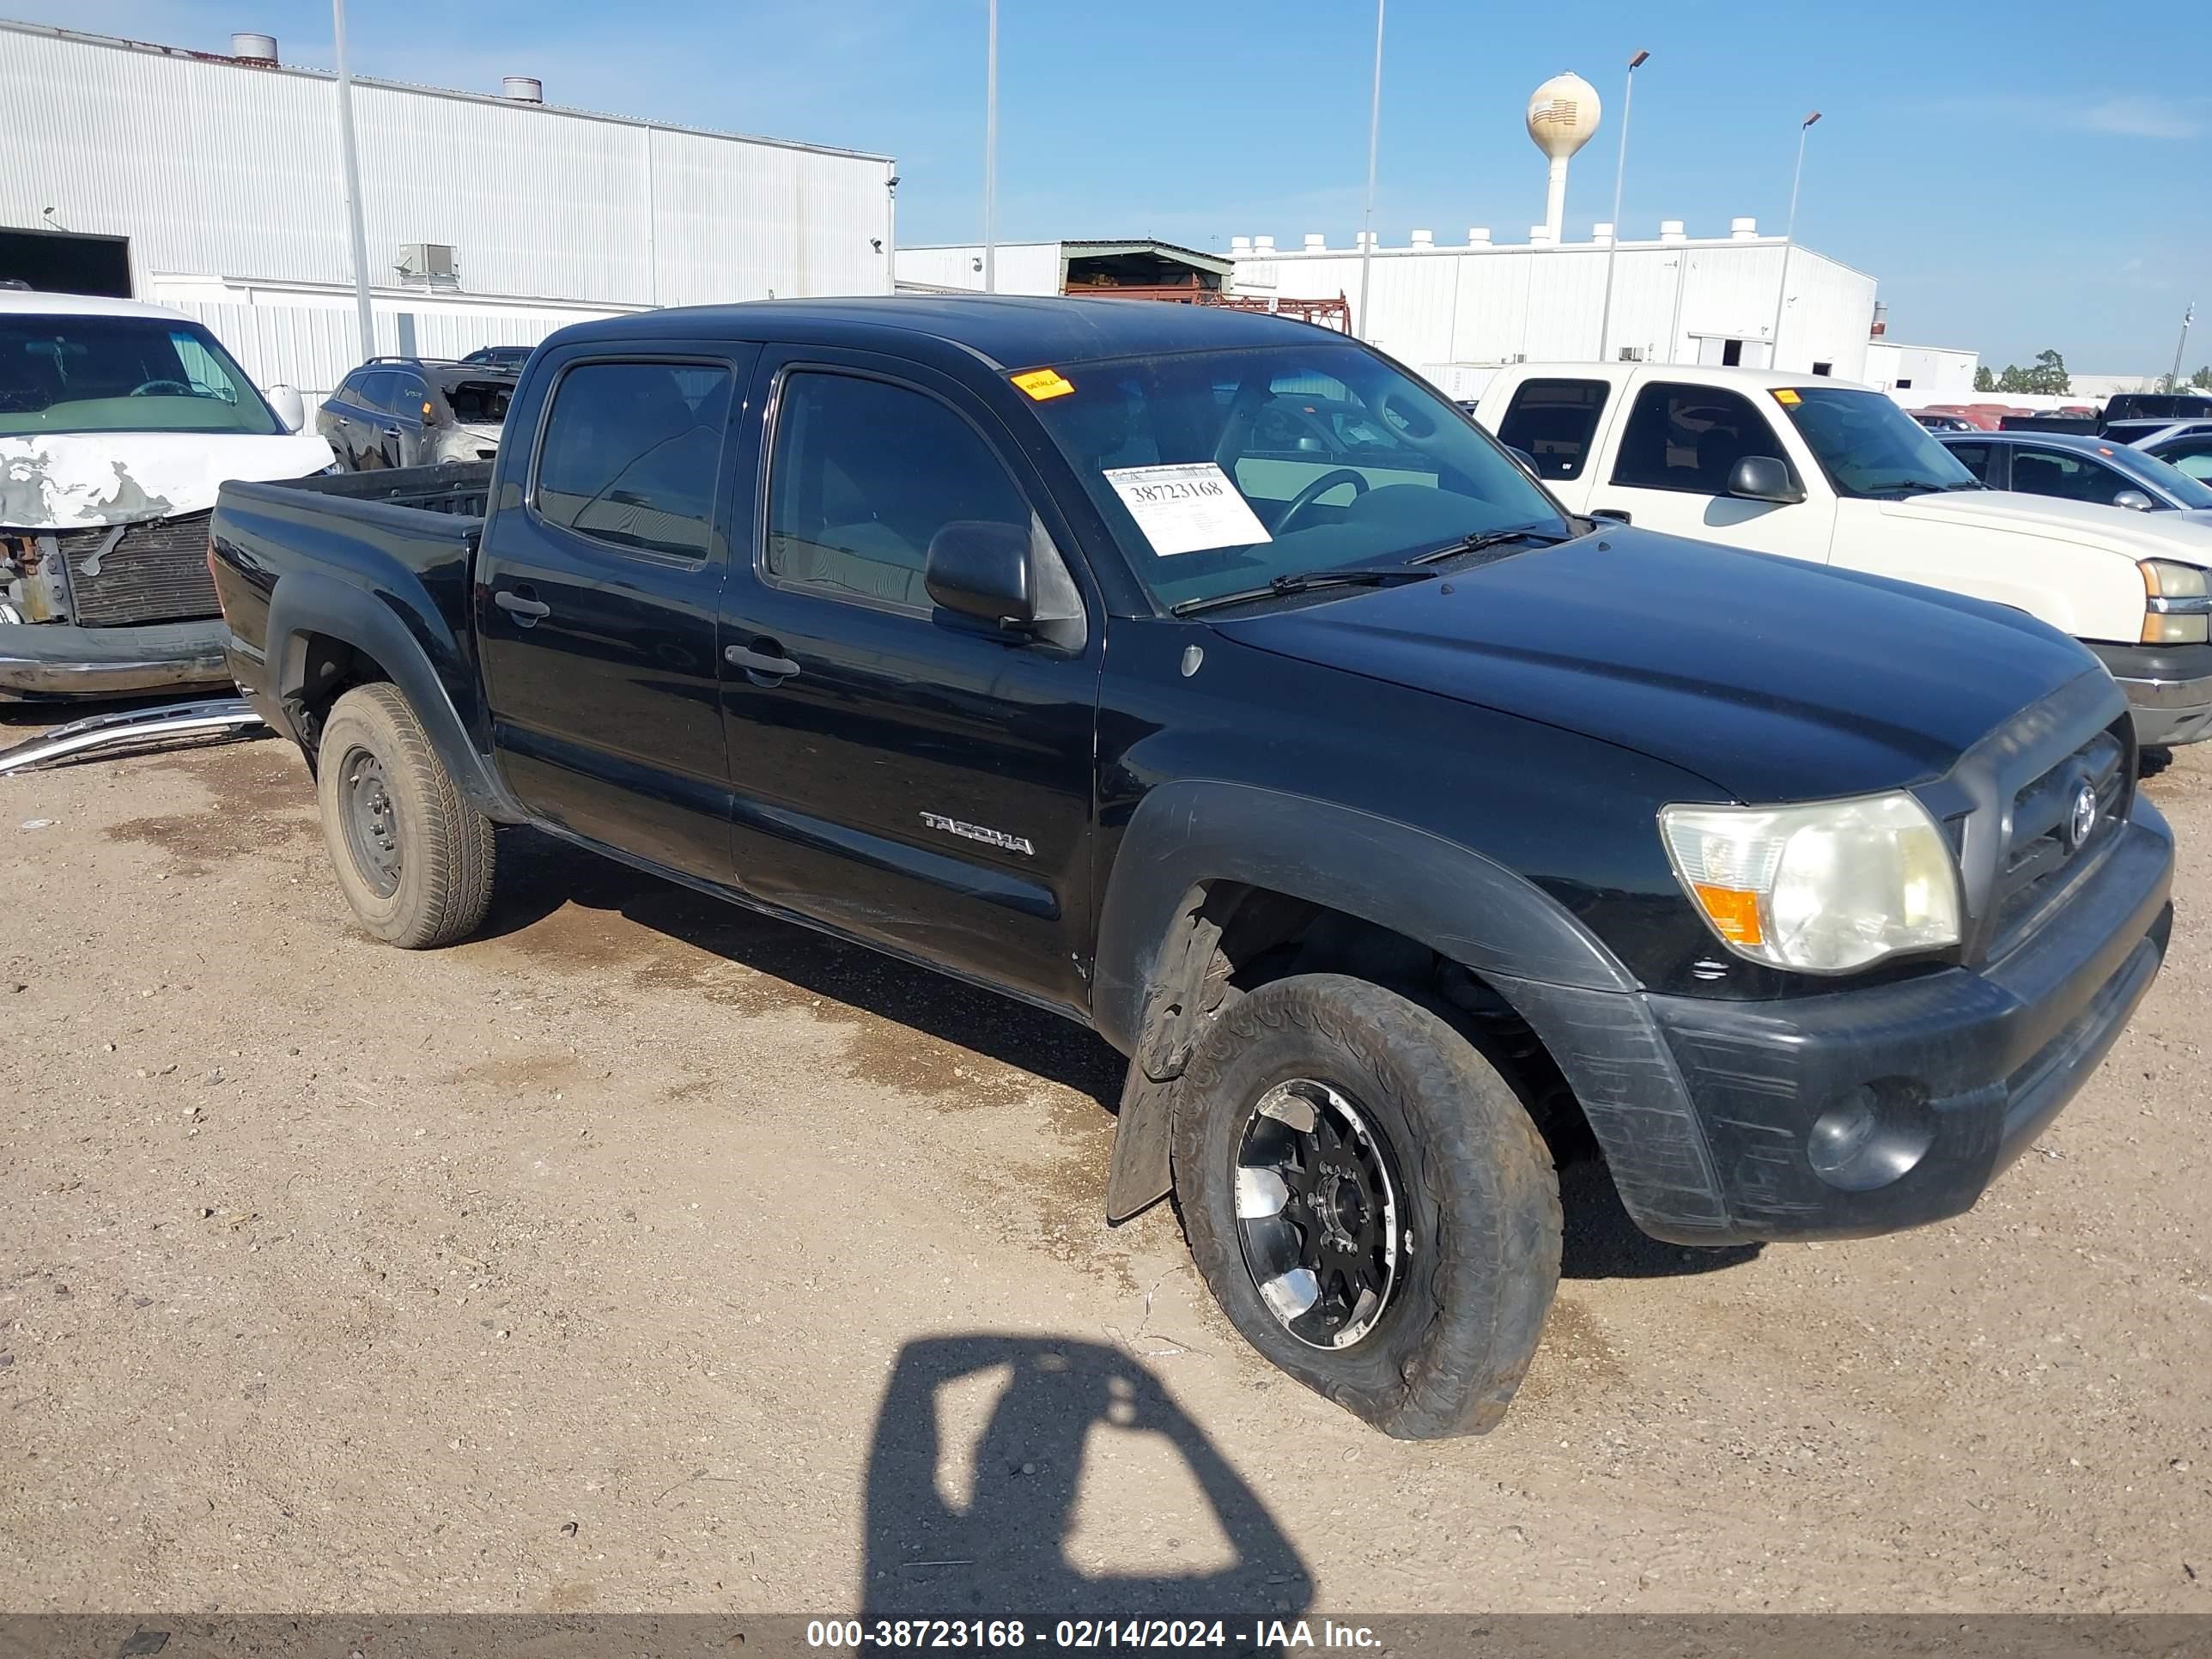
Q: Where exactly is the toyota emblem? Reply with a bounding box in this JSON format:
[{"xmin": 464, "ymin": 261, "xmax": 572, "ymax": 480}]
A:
[{"xmin": 2066, "ymin": 781, "xmax": 2099, "ymax": 851}]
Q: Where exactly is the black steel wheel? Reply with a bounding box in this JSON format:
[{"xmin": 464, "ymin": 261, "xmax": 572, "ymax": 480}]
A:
[
  {"xmin": 1234, "ymin": 1078, "xmax": 1405, "ymax": 1349},
  {"xmin": 337, "ymin": 745, "xmax": 402, "ymax": 898},
  {"xmin": 314, "ymin": 684, "xmax": 497, "ymax": 949}
]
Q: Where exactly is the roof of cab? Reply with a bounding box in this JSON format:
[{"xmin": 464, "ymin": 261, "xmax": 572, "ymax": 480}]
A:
[
  {"xmin": 0, "ymin": 288, "xmax": 202, "ymax": 322},
  {"xmin": 549, "ymin": 294, "xmax": 1332, "ymax": 369}
]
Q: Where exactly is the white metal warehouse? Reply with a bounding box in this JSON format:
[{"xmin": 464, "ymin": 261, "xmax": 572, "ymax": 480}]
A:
[
  {"xmin": 1230, "ymin": 220, "xmax": 1880, "ymax": 395},
  {"xmin": 0, "ymin": 20, "xmax": 896, "ymax": 396}
]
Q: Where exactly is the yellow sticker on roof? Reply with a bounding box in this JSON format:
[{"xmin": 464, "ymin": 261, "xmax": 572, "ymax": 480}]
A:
[
  {"xmin": 1012, "ymin": 368, "xmax": 1076, "ymax": 401},
  {"xmin": 1771, "ymin": 387, "xmax": 1803, "ymax": 406}
]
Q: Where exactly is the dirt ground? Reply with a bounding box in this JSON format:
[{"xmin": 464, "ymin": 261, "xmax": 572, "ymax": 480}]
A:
[{"xmin": 3, "ymin": 710, "xmax": 2209, "ymax": 1618}]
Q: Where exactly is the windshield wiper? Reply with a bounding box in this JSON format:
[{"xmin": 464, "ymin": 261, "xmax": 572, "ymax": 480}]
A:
[
  {"xmin": 1862, "ymin": 479, "xmax": 1981, "ymax": 496},
  {"xmin": 1408, "ymin": 523, "xmax": 1572, "ymax": 565},
  {"xmin": 1171, "ymin": 567, "xmax": 1437, "ymax": 617}
]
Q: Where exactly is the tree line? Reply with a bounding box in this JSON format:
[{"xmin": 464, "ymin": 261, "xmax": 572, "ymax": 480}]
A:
[{"xmin": 1968, "ymin": 352, "xmax": 2212, "ymax": 397}]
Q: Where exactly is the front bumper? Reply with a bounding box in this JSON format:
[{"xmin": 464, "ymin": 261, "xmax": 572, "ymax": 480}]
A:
[
  {"xmin": 2087, "ymin": 641, "xmax": 2212, "ymax": 747},
  {"xmin": 0, "ymin": 618, "xmax": 233, "ymax": 701},
  {"xmin": 1512, "ymin": 800, "xmax": 2173, "ymax": 1246}
]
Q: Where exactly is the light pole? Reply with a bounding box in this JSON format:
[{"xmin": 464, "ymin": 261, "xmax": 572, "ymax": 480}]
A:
[
  {"xmin": 331, "ymin": 0, "xmax": 376, "ymax": 361},
  {"xmin": 1356, "ymin": 0, "xmax": 1385, "ymax": 340},
  {"xmin": 1595, "ymin": 48, "xmax": 1649, "ymax": 364},
  {"xmin": 981, "ymin": 0, "xmax": 999, "ymax": 294},
  {"xmin": 2169, "ymin": 301, "xmax": 2196, "ymax": 391},
  {"xmin": 1768, "ymin": 109, "xmax": 1820, "ymax": 371}
]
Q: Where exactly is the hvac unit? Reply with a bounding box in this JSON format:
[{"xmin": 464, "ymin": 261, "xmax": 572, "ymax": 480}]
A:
[{"xmin": 396, "ymin": 243, "xmax": 459, "ymax": 285}]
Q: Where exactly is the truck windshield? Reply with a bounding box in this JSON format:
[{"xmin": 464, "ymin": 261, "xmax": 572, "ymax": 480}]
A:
[
  {"xmin": 1026, "ymin": 342, "xmax": 1569, "ymax": 611},
  {"xmin": 0, "ymin": 314, "xmax": 280, "ymax": 437},
  {"xmin": 1778, "ymin": 386, "xmax": 1981, "ymax": 499}
]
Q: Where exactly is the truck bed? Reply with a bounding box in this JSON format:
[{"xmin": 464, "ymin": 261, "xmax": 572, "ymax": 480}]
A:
[{"xmin": 246, "ymin": 461, "xmax": 495, "ymax": 519}]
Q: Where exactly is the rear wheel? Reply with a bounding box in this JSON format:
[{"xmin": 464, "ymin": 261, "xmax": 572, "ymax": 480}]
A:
[
  {"xmin": 315, "ymin": 683, "xmax": 495, "ymax": 948},
  {"xmin": 1172, "ymin": 974, "xmax": 1561, "ymax": 1438}
]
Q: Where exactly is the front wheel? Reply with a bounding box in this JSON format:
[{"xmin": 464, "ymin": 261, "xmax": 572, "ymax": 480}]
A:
[
  {"xmin": 1172, "ymin": 974, "xmax": 1561, "ymax": 1438},
  {"xmin": 315, "ymin": 683, "xmax": 496, "ymax": 948}
]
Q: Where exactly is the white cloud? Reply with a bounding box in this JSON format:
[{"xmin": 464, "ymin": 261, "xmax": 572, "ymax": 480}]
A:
[{"xmin": 2068, "ymin": 96, "xmax": 2203, "ymax": 140}]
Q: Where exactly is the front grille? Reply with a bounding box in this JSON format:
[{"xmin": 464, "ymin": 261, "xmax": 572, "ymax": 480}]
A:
[
  {"xmin": 48, "ymin": 510, "xmax": 219, "ymax": 626},
  {"xmin": 1989, "ymin": 721, "xmax": 2130, "ymax": 951}
]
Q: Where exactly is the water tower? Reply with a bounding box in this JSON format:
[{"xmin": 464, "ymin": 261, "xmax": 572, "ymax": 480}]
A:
[{"xmin": 1526, "ymin": 72, "xmax": 1602, "ymax": 244}]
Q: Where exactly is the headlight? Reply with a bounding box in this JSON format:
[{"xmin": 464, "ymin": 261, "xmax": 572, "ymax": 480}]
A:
[
  {"xmin": 1659, "ymin": 792, "xmax": 1961, "ymax": 974},
  {"xmin": 2140, "ymin": 560, "xmax": 2210, "ymax": 646}
]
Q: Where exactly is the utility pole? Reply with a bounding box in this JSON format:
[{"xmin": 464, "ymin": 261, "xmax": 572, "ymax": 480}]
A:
[
  {"xmin": 1356, "ymin": 0, "xmax": 1384, "ymax": 339},
  {"xmin": 1768, "ymin": 110, "xmax": 1820, "ymax": 371},
  {"xmin": 1596, "ymin": 49, "xmax": 1649, "ymax": 363},
  {"xmin": 331, "ymin": 0, "xmax": 376, "ymax": 361},
  {"xmin": 981, "ymin": 0, "xmax": 999, "ymax": 294},
  {"xmin": 2170, "ymin": 301, "xmax": 2196, "ymax": 391}
]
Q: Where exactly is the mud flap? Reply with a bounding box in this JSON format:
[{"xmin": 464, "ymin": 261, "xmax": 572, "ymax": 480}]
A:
[{"xmin": 1103, "ymin": 1062, "xmax": 1178, "ymax": 1224}]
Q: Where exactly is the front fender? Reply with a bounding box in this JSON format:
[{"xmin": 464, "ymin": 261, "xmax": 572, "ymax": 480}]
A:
[
  {"xmin": 1092, "ymin": 779, "xmax": 1636, "ymax": 1060},
  {"xmin": 264, "ymin": 568, "xmax": 520, "ymax": 821}
]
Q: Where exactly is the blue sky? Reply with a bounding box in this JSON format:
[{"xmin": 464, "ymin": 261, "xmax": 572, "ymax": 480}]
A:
[{"xmin": 18, "ymin": 0, "xmax": 2208, "ymax": 374}]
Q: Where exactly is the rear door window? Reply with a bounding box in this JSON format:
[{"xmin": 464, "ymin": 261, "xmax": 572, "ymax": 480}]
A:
[
  {"xmin": 1609, "ymin": 383, "xmax": 1796, "ymax": 495},
  {"xmin": 1946, "ymin": 442, "xmax": 2000, "ymax": 484},
  {"xmin": 1496, "ymin": 378, "xmax": 1610, "ymax": 480},
  {"xmin": 533, "ymin": 360, "xmax": 732, "ymax": 561}
]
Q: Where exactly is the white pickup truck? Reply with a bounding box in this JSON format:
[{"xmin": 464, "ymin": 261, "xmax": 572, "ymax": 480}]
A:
[{"xmin": 1474, "ymin": 363, "xmax": 2212, "ymax": 747}]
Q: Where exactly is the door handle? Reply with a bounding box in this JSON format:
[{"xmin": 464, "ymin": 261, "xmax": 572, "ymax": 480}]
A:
[
  {"xmin": 725, "ymin": 641, "xmax": 802, "ymax": 681},
  {"xmin": 495, "ymin": 588, "xmax": 550, "ymax": 625},
  {"xmin": 380, "ymin": 425, "xmax": 401, "ymax": 438}
]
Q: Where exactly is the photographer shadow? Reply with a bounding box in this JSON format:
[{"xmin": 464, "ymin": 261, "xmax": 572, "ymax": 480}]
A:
[{"xmin": 860, "ymin": 1335, "xmax": 1312, "ymax": 1629}]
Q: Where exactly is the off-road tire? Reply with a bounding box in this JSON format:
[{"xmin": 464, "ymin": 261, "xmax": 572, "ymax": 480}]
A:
[
  {"xmin": 1172, "ymin": 973, "xmax": 1561, "ymax": 1438},
  {"xmin": 315, "ymin": 683, "xmax": 496, "ymax": 949}
]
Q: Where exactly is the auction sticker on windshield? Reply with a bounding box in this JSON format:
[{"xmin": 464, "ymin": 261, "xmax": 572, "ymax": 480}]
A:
[{"xmin": 1104, "ymin": 462, "xmax": 1272, "ymax": 556}]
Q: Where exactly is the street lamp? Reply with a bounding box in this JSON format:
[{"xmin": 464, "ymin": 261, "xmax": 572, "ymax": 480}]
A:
[
  {"xmin": 2170, "ymin": 301, "xmax": 2196, "ymax": 392},
  {"xmin": 981, "ymin": 0, "xmax": 999, "ymax": 294},
  {"xmin": 1356, "ymin": 0, "xmax": 1385, "ymax": 339},
  {"xmin": 1595, "ymin": 48, "xmax": 1649, "ymax": 364},
  {"xmin": 1768, "ymin": 110, "xmax": 1820, "ymax": 370},
  {"xmin": 331, "ymin": 0, "xmax": 376, "ymax": 361}
]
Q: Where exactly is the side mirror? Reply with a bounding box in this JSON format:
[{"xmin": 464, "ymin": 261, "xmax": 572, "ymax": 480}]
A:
[
  {"xmin": 926, "ymin": 521, "xmax": 1036, "ymax": 626},
  {"xmin": 1727, "ymin": 454, "xmax": 1806, "ymax": 505},
  {"xmin": 1504, "ymin": 446, "xmax": 1540, "ymax": 477},
  {"xmin": 2112, "ymin": 489, "xmax": 2155, "ymax": 513},
  {"xmin": 266, "ymin": 385, "xmax": 306, "ymax": 433}
]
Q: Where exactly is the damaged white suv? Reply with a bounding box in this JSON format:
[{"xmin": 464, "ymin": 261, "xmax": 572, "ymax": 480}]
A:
[{"xmin": 1, "ymin": 289, "xmax": 332, "ymax": 700}]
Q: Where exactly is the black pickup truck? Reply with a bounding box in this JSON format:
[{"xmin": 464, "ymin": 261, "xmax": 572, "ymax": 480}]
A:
[{"xmin": 210, "ymin": 298, "xmax": 2174, "ymax": 1438}]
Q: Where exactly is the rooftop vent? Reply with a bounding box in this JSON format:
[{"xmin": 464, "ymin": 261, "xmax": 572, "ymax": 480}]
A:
[
  {"xmin": 1658, "ymin": 219, "xmax": 1686, "ymax": 244},
  {"xmin": 1468, "ymin": 228, "xmax": 1492, "ymax": 246},
  {"xmin": 1303, "ymin": 234, "xmax": 1326, "ymax": 251},
  {"xmin": 1410, "ymin": 229, "xmax": 1434, "ymax": 248},
  {"xmin": 1592, "ymin": 222, "xmax": 1615, "ymax": 246},
  {"xmin": 1254, "ymin": 234, "xmax": 1275, "ymax": 252},
  {"xmin": 501, "ymin": 76, "xmax": 544, "ymax": 103},
  {"xmin": 230, "ymin": 32, "xmax": 278, "ymax": 64},
  {"xmin": 1730, "ymin": 216, "xmax": 1759, "ymax": 240}
]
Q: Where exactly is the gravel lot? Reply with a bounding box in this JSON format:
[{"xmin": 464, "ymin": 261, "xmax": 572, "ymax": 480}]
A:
[{"xmin": 3, "ymin": 713, "xmax": 2209, "ymax": 1616}]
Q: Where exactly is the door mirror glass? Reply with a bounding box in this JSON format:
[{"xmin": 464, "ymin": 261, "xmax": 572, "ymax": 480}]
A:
[
  {"xmin": 2111, "ymin": 489, "xmax": 2155, "ymax": 512},
  {"xmin": 1728, "ymin": 454, "xmax": 1806, "ymax": 505},
  {"xmin": 926, "ymin": 521, "xmax": 1036, "ymax": 625},
  {"xmin": 266, "ymin": 385, "xmax": 306, "ymax": 432}
]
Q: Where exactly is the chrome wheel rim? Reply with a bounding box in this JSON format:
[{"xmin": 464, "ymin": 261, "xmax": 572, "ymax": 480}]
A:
[
  {"xmin": 1233, "ymin": 1078, "xmax": 1405, "ymax": 1350},
  {"xmin": 338, "ymin": 745, "xmax": 401, "ymax": 898}
]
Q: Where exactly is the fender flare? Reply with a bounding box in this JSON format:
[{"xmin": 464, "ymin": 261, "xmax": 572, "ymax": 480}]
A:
[
  {"xmin": 264, "ymin": 568, "xmax": 520, "ymax": 821},
  {"xmin": 1093, "ymin": 781, "xmax": 1652, "ymax": 1222}
]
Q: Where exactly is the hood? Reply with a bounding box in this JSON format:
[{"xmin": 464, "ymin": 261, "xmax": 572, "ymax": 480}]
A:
[
  {"xmin": 1884, "ymin": 488, "xmax": 2212, "ymax": 566},
  {"xmin": 0, "ymin": 428, "xmax": 336, "ymax": 531},
  {"xmin": 1215, "ymin": 528, "xmax": 2106, "ymax": 802}
]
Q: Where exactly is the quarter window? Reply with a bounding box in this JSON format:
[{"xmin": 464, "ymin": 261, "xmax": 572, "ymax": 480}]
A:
[
  {"xmin": 1496, "ymin": 378, "xmax": 1610, "ymax": 480},
  {"xmin": 765, "ymin": 371, "xmax": 1030, "ymax": 611},
  {"xmin": 534, "ymin": 361, "xmax": 731, "ymax": 559},
  {"xmin": 1609, "ymin": 383, "xmax": 1796, "ymax": 495},
  {"xmin": 1946, "ymin": 442, "xmax": 1996, "ymax": 483}
]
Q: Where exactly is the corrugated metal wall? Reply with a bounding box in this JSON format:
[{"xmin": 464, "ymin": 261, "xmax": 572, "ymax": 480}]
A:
[
  {"xmin": 2, "ymin": 22, "xmax": 894, "ymax": 336},
  {"xmin": 1246, "ymin": 240, "xmax": 1875, "ymax": 381},
  {"xmin": 893, "ymin": 244, "xmax": 1068, "ymax": 296}
]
